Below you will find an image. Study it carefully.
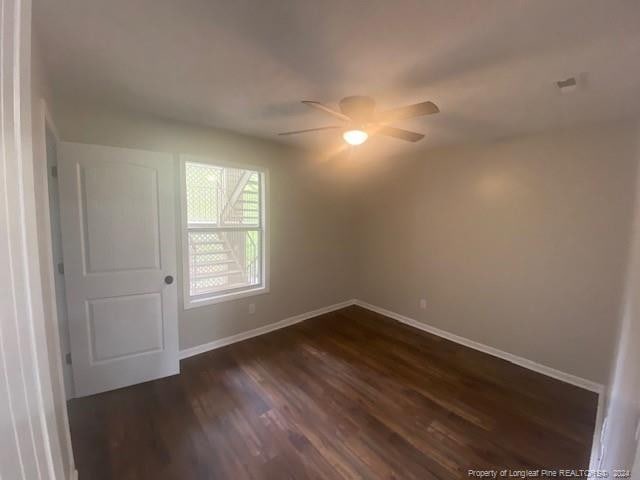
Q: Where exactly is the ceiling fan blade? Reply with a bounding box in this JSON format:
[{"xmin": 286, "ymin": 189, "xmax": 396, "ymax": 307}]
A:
[
  {"xmin": 302, "ymin": 101, "xmax": 351, "ymax": 122},
  {"xmin": 278, "ymin": 126, "xmax": 342, "ymax": 136},
  {"xmin": 376, "ymin": 126, "xmax": 425, "ymax": 142},
  {"xmin": 377, "ymin": 101, "xmax": 439, "ymax": 122}
]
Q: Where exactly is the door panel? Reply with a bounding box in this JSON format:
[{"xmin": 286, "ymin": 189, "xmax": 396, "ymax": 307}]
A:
[
  {"xmin": 81, "ymin": 161, "xmax": 161, "ymax": 273},
  {"xmin": 59, "ymin": 142, "xmax": 178, "ymax": 397},
  {"xmin": 88, "ymin": 293, "xmax": 163, "ymax": 363}
]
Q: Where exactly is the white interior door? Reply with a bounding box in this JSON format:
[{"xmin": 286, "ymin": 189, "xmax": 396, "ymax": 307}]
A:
[{"xmin": 58, "ymin": 142, "xmax": 179, "ymax": 397}]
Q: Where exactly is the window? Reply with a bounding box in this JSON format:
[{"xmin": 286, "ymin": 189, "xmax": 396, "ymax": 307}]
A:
[{"xmin": 182, "ymin": 158, "xmax": 267, "ymax": 307}]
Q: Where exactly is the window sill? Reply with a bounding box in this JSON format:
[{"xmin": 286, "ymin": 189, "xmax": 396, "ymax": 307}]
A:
[{"xmin": 183, "ymin": 286, "xmax": 269, "ymax": 309}]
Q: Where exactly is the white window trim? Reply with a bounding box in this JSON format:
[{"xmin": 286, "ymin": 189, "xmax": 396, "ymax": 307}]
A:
[{"xmin": 180, "ymin": 154, "xmax": 270, "ymax": 309}]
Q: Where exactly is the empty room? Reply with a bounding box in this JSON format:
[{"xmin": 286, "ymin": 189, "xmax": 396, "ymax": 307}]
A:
[{"xmin": 3, "ymin": 0, "xmax": 640, "ymax": 478}]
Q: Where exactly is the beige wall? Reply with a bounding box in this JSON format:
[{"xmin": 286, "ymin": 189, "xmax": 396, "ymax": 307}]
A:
[
  {"xmin": 354, "ymin": 122, "xmax": 639, "ymax": 384},
  {"xmin": 599, "ymin": 124, "xmax": 640, "ymax": 471},
  {"xmin": 53, "ymin": 102, "xmax": 356, "ymax": 350}
]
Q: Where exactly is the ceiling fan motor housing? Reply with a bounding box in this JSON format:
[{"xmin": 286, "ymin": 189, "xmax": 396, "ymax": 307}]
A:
[{"xmin": 339, "ymin": 96, "xmax": 376, "ymax": 123}]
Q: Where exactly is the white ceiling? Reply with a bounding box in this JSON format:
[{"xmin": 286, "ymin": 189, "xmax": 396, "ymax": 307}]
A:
[{"xmin": 34, "ymin": 0, "xmax": 640, "ymax": 157}]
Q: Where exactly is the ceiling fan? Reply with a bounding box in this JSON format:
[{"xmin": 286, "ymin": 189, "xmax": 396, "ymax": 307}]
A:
[{"xmin": 278, "ymin": 96, "xmax": 439, "ymax": 146}]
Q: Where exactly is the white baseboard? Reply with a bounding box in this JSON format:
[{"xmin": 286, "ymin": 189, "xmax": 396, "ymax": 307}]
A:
[
  {"xmin": 353, "ymin": 300, "xmax": 604, "ymax": 394},
  {"xmin": 179, "ymin": 299, "xmax": 357, "ymax": 360},
  {"xmin": 179, "ymin": 297, "xmax": 604, "ymax": 394}
]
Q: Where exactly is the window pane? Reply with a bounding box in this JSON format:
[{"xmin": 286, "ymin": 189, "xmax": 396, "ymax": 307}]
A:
[
  {"xmin": 188, "ymin": 230, "xmax": 262, "ymax": 296},
  {"xmin": 185, "ymin": 163, "xmax": 221, "ymax": 224},
  {"xmin": 230, "ymin": 171, "xmax": 260, "ymax": 227},
  {"xmin": 186, "ymin": 162, "xmax": 260, "ymax": 227}
]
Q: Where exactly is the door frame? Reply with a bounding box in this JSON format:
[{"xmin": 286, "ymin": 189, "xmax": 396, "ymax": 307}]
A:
[
  {"xmin": 0, "ymin": 0, "xmax": 75, "ymax": 478},
  {"xmin": 38, "ymin": 99, "xmax": 74, "ymax": 400},
  {"xmin": 34, "ymin": 96, "xmax": 77, "ymax": 473}
]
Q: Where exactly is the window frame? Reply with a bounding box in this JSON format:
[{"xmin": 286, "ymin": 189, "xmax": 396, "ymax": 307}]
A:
[{"xmin": 180, "ymin": 155, "xmax": 269, "ymax": 309}]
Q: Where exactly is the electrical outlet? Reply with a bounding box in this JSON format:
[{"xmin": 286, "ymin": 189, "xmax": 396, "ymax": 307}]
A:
[
  {"xmin": 248, "ymin": 303, "xmax": 256, "ymax": 315},
  {"xmin": 420, "ymin": 299, "xmax": 427, "ymax": 310}
]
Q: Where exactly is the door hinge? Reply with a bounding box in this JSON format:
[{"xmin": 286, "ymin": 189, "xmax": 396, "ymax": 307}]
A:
[
  {"xmin": 51, "ymin": 166, "xmax": 58, "ymax": 178},
  {"xmin": 65, "ymin": 353, "xmax": 72, "ymax": 365},
  {"xmin": 57, "ymin": 262, "xmax": 64, "ymax": 274}
]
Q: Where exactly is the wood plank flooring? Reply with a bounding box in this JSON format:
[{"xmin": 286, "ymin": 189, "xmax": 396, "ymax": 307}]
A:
[{"xmin": 68, "ymin": 306, "xmax": 598, "ymax": 479}]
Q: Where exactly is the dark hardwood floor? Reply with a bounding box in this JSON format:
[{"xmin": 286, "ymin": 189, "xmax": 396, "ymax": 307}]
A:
[{"xmin": 68, "ymin": 306, "xmax": 598, "ymax": 479}]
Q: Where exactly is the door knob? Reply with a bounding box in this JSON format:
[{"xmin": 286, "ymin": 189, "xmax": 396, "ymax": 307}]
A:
[{"xmin": 164, "ymin": 275, "xmax": 174, "ymax": 285}]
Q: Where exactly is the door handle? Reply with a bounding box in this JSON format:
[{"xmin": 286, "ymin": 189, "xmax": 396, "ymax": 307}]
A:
[{"xmin": 164, "ymin": 275, "xmax": 174, "ymax": 285}]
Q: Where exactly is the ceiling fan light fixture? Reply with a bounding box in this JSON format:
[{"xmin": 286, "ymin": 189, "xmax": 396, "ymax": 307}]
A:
[{"xmin": 342, "ymin": 129, "xmax": 368, "ymax": 146}]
